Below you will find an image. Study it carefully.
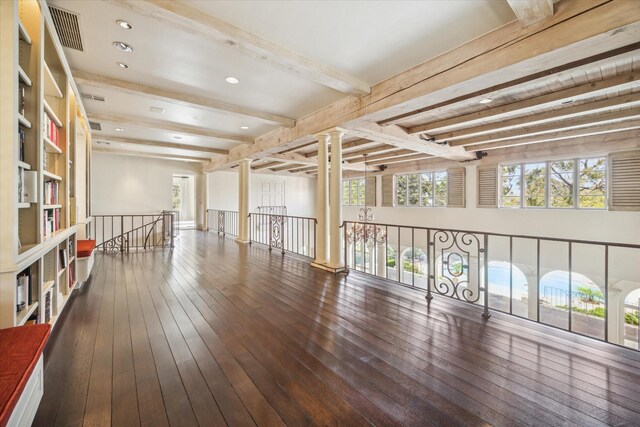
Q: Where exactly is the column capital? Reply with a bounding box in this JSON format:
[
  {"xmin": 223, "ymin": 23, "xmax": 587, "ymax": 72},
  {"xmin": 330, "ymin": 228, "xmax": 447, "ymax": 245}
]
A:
[
  {"xmin": 238, "ymin": 158, "xmax": 253, "ymax": 166},
  {"xmin": 328, "ymin": 129, "xmax": 345, "ymax": 139},
  {"xmin": 313, "ymin": 133, "xmax": 331, "ymax": 142}
]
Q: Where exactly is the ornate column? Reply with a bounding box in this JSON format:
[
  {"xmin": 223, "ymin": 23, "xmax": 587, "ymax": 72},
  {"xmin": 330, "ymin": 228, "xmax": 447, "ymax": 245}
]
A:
[
  {"xmin": 328, "ymin": 129, "xmax": 345, "ymax": 271},
  {"xmin": 312, "ymin": 133, "xmax": 330, "ymax": 267},
  {"xmin": 237, "ymin": 159, "xmax": 252, "ymax": 243}
]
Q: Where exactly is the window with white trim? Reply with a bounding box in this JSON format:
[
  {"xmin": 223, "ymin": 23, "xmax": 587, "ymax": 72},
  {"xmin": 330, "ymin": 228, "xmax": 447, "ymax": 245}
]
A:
[
  {"xmin": 395, "ymin": 172, "xmax": 447, "ymax": 207},
  {"xmin": 500, "ymin": 157, "xmax": 606, "ymax": 209},
  {"xmin": 342, "ymin": 178, "xmax": 365, "ymax": 206}
]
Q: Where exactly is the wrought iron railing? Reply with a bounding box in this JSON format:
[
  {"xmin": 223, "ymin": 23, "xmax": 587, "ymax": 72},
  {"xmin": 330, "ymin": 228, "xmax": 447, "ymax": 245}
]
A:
[
  {"xmin": 92, "ymin": 211, "xmax": 176, "ymax": 252},
  {"xmin": 342, "ymin": 219, "xmax": 640, "ymax": 351},
  {"xmin": 256, "ymin": 205, "xmax": 287, "ymax": 215},
  {"xmin": 206, "ymin": 209, "xmax": 239, "ymax": 236},
  {"xmin": 249, "ymin": 213, "xmax": 316, "ymax": 258}
]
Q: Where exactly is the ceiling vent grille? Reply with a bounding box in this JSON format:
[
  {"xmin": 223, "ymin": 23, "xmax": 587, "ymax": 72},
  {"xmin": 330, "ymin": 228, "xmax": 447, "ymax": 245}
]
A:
[
  {"xmin": 48, "ymin": 6, "xmax": 84, "ymax": 51},
  {"xmin": 81, "ymin": 93, "xmax": 106, "ymax": 102},
  {"xmin": 89, "ymin": 121, "xmax": 102, "ymax": 131},
  {"xmin": 96, "ymin": 141, "xmax": 111, "ymax": 146}
]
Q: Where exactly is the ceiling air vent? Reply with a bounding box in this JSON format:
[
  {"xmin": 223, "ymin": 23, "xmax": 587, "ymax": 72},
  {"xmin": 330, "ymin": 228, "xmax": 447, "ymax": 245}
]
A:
[
  {"xmin": 81, "ymin": 93, "xmax": 106, "ymax": 102},
  {"xmin": 48, "ymin": 6, "xmax": 84, "ymax": 51},
  {"xmin": 96, "ymin": 141, "xmax": 111, "ymax": 146},
  {"xmin": 89, "ymin": 121, "xmax": 102, "ymax": 131}
]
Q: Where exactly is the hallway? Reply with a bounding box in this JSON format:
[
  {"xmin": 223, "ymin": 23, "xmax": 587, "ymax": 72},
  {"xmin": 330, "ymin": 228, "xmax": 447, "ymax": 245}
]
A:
[{"xmin": 34, "ymin": 231, "xmax": 640, "ymax": 426}]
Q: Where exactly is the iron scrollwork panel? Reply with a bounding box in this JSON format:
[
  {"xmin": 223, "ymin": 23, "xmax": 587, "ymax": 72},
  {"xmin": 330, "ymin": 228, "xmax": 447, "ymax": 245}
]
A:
[
  {"xmin": 429, "ymin": 230, "xmax": 484, "ymax": 304},
  {"xmin": 271, "ymin": 215, "xmax": 283, "ymax": 249},
  {"xmin": 218, "ymin": 211, "xmax": 225, "ymax": 234}
]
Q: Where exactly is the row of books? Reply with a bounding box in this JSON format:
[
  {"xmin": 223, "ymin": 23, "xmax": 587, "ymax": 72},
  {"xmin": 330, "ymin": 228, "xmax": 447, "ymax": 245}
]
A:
[
  {"xmin": 44, "ymin": 287, "xmax": 52, "ymax": 323},
  {"xmin": 59, "ymin": 248, "xmax": 68, "ymax": 270},
  {"xmin": 43, "ymin": 208, "xmax": 61, "ymax": 237},
  {"xmin": 44, "ymin": 180, "xmax": 59, "ymax": 205},
  {"xmin": 19, "ymin": 128, "xmax": 26, "ymax": 162},
  {"xmin": 43, "ymin": 111, "xmax": 60, "ymax": 146},
  {"xmin": 18, "ymin": 83, "xmax": 26, "ymax": 117}
]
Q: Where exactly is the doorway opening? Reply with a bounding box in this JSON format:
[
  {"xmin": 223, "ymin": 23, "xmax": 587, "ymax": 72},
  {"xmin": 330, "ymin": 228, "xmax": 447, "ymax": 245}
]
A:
[{"xmin": 172, "ymin": 175, "xmax": 195, "ymax": 229}]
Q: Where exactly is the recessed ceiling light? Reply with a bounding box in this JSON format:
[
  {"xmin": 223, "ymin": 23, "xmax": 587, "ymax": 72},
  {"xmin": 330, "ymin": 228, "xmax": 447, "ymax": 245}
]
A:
[
  {"xmin": 173, "ymin": 136, "xmax": 182, "ymax": 140},
  {"xmin": 117, "ymin": 20, "xmax": 132, "ymax": 30},
  {"xmin": 150, "ymin": 106, "xmax": 164, "ymax": 114},
  {"xmin": 240, "ymin": 126, "xmax": 249, "ymax": 130},
  {"xmin": 116, "ymin": 62, "xmax": 128, "ymax": 69},
  {"xmin": 112, "ymin": 41, "xmax": 134, "ymax": 53},
  {"xmin": 115, "ymin": 128, "xmax": 124, "ymax": 132},
  {"xmin": 478, "ymin": 98, "xmax": 493, "ymax": 104},
  {"xmin": 225, "ymin": 76, "xmax": 239, "ymax": 84}
]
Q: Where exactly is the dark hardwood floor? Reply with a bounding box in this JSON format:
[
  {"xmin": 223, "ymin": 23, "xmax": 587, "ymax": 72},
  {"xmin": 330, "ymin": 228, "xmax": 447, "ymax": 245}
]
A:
[{"xmin": 34, "ymin": 230, "xmax": 640, "ymax": 426}]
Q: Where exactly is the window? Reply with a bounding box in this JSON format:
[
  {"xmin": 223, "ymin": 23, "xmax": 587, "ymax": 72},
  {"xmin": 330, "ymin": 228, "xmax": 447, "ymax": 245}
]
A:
[
  {"xmin": 499, "ymin": 157, "xmax": 606, "ymax": 209},
  {"xmin": 396, "ymin": 172, "xmax": 447, "ymax": 207},
  {"xmin": 342, "ymin": 179, "xmax": 365, "ymax": 206}
]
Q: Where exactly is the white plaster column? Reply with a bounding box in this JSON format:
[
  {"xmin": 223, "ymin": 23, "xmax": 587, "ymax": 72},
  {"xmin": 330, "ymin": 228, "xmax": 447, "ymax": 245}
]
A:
[
  {"xmin": 328, "ymin": 129, "xmax": 344, "ymax": 270},
  {"xmin": 376, "ymin": 244, "xmax": 387, "ymax": 277},
  {"xmin": 195, "ymin": 172, "xmax": 208, "ymax": 231},
  {"xmin": 237, "ymin": 159, "xmax": 252, "ymax": 243},
  {"xmin": 312, "ymin": 134, "xmax": 330, "ymax": 266}
]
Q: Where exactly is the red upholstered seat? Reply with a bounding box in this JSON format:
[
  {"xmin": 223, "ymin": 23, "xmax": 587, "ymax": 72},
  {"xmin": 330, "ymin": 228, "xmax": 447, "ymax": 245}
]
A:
[
  {"xmin": 77, "ymin": 239, "xmax": 96, "ymax": 258},
  {"xmin": 0, "ymin": 324, "xmax": 50, "ymax": 427}
]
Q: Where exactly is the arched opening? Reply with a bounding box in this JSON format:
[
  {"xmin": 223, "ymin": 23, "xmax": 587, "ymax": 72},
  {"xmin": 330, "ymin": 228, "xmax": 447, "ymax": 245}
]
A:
[
  {"xmin": 400, "ymin": 247, "xmax": 428, "ymax": 289},
  {"xmin": 434, "ymin": 252, "xmax": 472, "ymax": 300},
  {"xmin": 623, "ymin": 289, "xmax": 640, "ymax": 350},
  {"xmin": 539, "ymin": 270, "xmax": 604, "ymax": 339},
  {"xmin": 485, "ymin": 261, "xmax": 528, "ymax": 317}
]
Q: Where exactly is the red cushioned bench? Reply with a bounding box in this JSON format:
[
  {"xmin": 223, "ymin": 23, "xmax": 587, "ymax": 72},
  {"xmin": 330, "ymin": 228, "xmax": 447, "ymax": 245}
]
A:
[
  {"xmin": 76, "ymin": 239, "xmax": 96, "ymax": 282},
  {"xmin": 0, "ymin": 324, "xmax": 50, "ymax": 427}
]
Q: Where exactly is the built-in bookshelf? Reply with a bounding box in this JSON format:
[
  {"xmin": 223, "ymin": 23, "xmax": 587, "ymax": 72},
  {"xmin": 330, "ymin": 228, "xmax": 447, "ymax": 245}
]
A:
[{"xmin": 0, "ymin": 0, "xmax": 91, "ymax": 329}]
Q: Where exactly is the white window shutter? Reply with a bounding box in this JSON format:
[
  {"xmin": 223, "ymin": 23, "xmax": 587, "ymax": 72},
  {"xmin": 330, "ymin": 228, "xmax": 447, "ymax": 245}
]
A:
[
  {"xmin": 477, "ymin": 165, "xmax": 498, "ymax": 208},
  {"xmin": 365, "ymin": 176, "xmax": 376, "ymax": 206},
  {"xmin": 381, "ymin": 175, "xmax": 394, "ymax": 207},
  {"xmin": 609, "ymin": 150, "xmax": 640, "ymax": 211},
  {"xmin": 447, "ymin": 167, "xmax": 465, "ymax": 208}
]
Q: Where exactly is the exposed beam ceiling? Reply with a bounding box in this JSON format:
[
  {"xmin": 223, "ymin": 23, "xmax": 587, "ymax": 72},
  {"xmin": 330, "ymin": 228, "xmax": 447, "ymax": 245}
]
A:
[
  {"xmin": 94, "ymin": 147, "xmax": 209, "ymax": 162},
  {"xmin": 341, "ymin": 144, "xmax": 395, "ymax": 160},
  {"xmin": 110, "ymin": 0, "xmax": 370, "ymax": 96},
  {"xmin": 346, "ymin": 148, "xmax": 415, "ymax": 163},
  {"xmin": 507, "ymin": 0, "xmax": 554, "ymax": 27},
  {"xmin": 95, "ymin": 135, "xmax": 228, "ymax": 155},
  {"xmin": 269, "ymin": 163, "xmax": 306, "ymax": 172},
  {"xmin": 345, "ymin": 123, "xmax": 475, "ymax": 160},
  {"xmin": 366, "ymin": 153, "xmax": 433, "ymax": 166},
  {"xmin": 88, "ymin": 113, "xmax": 253, "ymax": 144},
  {"xmin": 405, "ymin": 71, "xmax": 640, "ymax": 135},
  {"xmin": 252, "ymin": 161, "xmax": 281, "ymax": 170},
  {"xmin": 203, "ymin": 0, "xmax": 640, "ymax": 172},
  {"xmin": 262, "ymin": 152, "xmax": 370, "ymax": 171},
  {"xmin": 74, "ymin": 71, "xmax": 295, "ymax": 127},
  {"xmin": 303, "ymin": 138, "xmax": 374, "ymax": 158}
]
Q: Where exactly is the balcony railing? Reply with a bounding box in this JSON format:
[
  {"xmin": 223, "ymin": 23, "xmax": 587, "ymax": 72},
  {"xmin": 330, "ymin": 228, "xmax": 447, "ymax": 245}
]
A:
[
  {"xmin": 92, "ymin": 211, "xmax": 176, "ymax": 252},
  {"xmin": 206, "ymin": 209, "xmax": 239, "ymax": 237},
  {"xmin": 249, "ymin": 213, "xmax": 316, "ymax": 258},
  {"xmin": 342, "ymin": 219, "xmax": 640, "ymax": 351}
]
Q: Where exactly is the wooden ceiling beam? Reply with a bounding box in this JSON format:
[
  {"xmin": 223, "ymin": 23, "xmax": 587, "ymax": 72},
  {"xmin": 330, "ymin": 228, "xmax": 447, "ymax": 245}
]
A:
[
  {"xmin": 95, "ymin": 135, "xmax": 228, "ymax": 155},
  {"xmin": 269, "ymin": 163, "xmax": 306, "ymax": 172},
  {"xmin": 467, "ymin": 118, "xmax": 640, "ymax": 151},
  {"xmin": 263, "ymin": 152, "xmax": 368, "ymax": 171},
  {"xmin": 450, "ymin": 107, "xmax": 640, "ymax": 147},
  {"xmin": 430, "ymin": 91, "xmax": 640, "ymax": 142},
  {"xmin": 341, "ymin": 144, "xmax": 396, "ymax": 160},
  {"xmin": 366, "ymin": 153, "xmax": 433, "ymax": 166},
  {"xmin": 252, "ymin": 161, "xmax": 282, "ymax": 170},
  {"xmin": 109, "ymin": 0, "xmax": 370, "ymax": 96},
  {"xmin": 507, "ymin": 0, "xmax": 554, "ymax": 27},
  {"xmin": 89, "ymin": 113, "xmax": 253, "ymax": 144},
  {"xmin": 73, "ymin": 70, "xmax": 295, "ymax": 127},
  {"xmin": 93, "ymin": 147, "xmax": 208, "ymax": 162},
  {"xmin": 346, "ymin": 148, "xmax": 415, "ymax": 163},
  {"xmin": 406, "ymin": 71, "xmax": 640, "ymax": 135},
  {"xmin": 303, "ymin": 138, "xmax": 373, "ymax": 158},
  {"xmin": 203, "ymin": 0, "xmax": 640, "ymax": 172},
  {"xmin": 289, "ymin": 165, "xmax": 317, "ymax": 174}
]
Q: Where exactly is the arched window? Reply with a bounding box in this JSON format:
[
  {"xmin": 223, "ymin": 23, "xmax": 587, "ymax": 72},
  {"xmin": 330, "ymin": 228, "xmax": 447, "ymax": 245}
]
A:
[
  {"xmin": 540, "ymin": 270, "xmax": 604, "ymax": 339},
  {"xmin": 624, "ymin": 289, "xmax": 640, "ymax": 350},
  {"xmin": 486, "ymin": 261, "xmax": 528, "ymax": 316}
]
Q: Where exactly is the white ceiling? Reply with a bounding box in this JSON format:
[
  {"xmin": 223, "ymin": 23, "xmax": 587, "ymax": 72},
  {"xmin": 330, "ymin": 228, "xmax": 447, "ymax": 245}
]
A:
[{"xmin": 50, "ymin": 0, "xmax": 516, "ymax": 160}]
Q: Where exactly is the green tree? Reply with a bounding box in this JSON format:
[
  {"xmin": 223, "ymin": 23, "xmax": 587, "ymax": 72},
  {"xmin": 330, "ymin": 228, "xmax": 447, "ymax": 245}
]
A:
[
  {"xmin": 576, "ymin": 286, "xmax": 603, "ymax": 303},
  {"xmin": 172, "ymin": 184, "xmax": 181, "ymax": 210}
]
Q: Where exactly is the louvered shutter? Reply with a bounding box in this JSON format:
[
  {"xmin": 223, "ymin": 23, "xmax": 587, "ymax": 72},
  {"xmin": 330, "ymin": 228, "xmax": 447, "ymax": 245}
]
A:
[
  {"xmin": 477, "ymin": 165, "xmax": 498, "ymax": 208},
  {"xmin": 608, "ymin": 150, "xmax": 640, "ymax": 211},
  {"xmin": 381, "ymin": 175, "xmax": 394, "ymax": 207},
  {"xmin": 447, "ymin": 167, "xmax": 465, "ymax": 208},
  {"xmin": 365, "ymin": 176, "xmax": 376, "ymax": 206}
]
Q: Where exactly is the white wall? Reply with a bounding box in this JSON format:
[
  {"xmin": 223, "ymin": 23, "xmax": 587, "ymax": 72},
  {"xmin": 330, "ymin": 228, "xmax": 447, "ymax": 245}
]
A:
[
  {"xmin": 92, "ymin": 153, "xmax": 201, "ymax": 214},
  {"xmin": 207, "ymin": 171, "xmax": 316, "ymax": 217}
]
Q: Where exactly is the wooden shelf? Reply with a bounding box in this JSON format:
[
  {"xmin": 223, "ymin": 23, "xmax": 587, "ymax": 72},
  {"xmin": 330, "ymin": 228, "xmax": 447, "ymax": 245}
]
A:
[
  {"xmin": 57, "ymin": 267, "xmax": 66, "ymax": 278},
  {"xmin": 43, "ymin": 99, "xmax": 63, "ymax": 127},
  {"xmin": 69, "ymin": 256, "xmax": 75, "ymax": 263},
  {"xmin": 18, "ymin": 161, "xmax": 31, "ymax": 170},
  {"xmin": 43, "ymin": 204, "xmax": 62, "ymax": 209},
  {"xmin": 18, "ymin": 203, "xmax": 31, "ymax": 209},
  {"xmin": 43, "ymin": 62, "xmax": 63, "ymax": 99},
  {"xmin": 43, "ymin": 170, "xmax": 62, "ymax": 181},
  {"xmin": 18, "ymin": 66, "xmax": 32, "ymax": 86},
  {"xmin": 43, "ymin": 280, "xmax": 55, "ymax": 293},
  {"xmin": 44, "ymin": 136, "xmax": 62, "ymax": 154},
  {"xmin": 18, "ymin": 21, "xmax": 31, "ymax": 45},
  {"xmin": 18, "ymin": 113, "xmax": 31, "ymax": 128},
  {"xmin": 16, "ymin": 302, "xmax": 38, "ymax": 326}
]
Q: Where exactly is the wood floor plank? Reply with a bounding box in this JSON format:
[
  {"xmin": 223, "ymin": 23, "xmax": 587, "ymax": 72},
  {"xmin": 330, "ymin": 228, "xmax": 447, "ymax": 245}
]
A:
[{"xmin": 33, "ymin": 231, "xmax": 640, "ymax": 427}]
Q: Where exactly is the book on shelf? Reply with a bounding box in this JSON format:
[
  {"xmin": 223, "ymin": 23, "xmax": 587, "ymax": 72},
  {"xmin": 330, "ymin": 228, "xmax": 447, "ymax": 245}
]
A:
[
  {"xmin": 43, "ymin": 208, "xmax": 61, "ymax": 237},
  {"xmin": 16, "ymin": 267, "xmax": 31, "ymax": 311},
  {"xmin": 18, "ymin": 83, "xmax": 25, "ymax": 116},
  {"xmin": 44, "ymin": 180, "xmax": 59, "ymax": 204},
  {"xmin": 43, "ymin": 112, "xmax": 59, "ymax": 146},
  {"xmin": 19, "ymin": 127, "xmax": 25, "ymax": 162},
  {"xmin": 43, "ymin": 146, "xmax": 47, "ymax": 169},
  {"xmin": 23, "ymin": 170, "xmax": 37, "ymax": 203},
  {"xmin": 59, "ymin": 248, "xmax": 68, "ymax": 269},
  {"xmin": 68, "ymin": 264, "xmax": 73, "ymax": 288},
  {"xmin": 17, "ymin": 168, "xmax": 24, "ymax": 203},
  {"xmin": 44, "ymin": 288, "xmax": 52, "ymax": 323}
]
